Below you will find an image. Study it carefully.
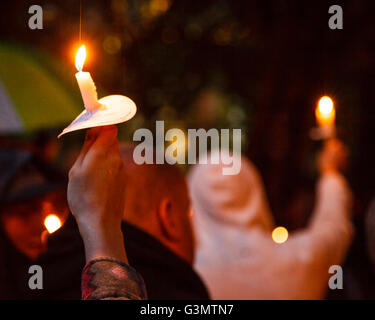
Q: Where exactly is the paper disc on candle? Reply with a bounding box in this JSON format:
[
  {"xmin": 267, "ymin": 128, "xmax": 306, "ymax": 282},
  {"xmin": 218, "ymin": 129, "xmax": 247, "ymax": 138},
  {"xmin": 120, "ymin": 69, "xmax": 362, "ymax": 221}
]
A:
[{"xmin": 58, "ymin": 95, "xmax": 137, "ymax": 138}]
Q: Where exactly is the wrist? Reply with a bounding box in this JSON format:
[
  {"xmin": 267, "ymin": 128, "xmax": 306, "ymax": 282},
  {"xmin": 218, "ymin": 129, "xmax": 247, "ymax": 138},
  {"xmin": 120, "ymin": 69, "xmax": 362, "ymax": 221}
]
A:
[
  {"xmin": 83, "ymin": 230, "xmax": 128, "ymax": 264},
  {"xmin": 74, "ymin": 211, "xmax": 120, "ymax": 238},
  {"xmin": 76, "ymin": 221, "xmax": 127, "ymax": 264}
]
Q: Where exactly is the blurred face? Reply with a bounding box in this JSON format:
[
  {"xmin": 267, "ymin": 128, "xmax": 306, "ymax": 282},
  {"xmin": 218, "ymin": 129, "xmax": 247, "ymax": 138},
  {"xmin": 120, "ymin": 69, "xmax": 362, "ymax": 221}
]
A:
[{"xmin": 0, "ymin": 191, "xmax": 68, "ymax": 260}]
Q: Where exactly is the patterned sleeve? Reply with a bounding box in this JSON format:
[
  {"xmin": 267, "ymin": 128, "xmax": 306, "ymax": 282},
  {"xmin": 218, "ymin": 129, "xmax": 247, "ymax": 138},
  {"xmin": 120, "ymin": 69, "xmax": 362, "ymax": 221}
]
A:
[{"xmin": 81, "ymin": 258, "xmax": 147, "ymax": 300}]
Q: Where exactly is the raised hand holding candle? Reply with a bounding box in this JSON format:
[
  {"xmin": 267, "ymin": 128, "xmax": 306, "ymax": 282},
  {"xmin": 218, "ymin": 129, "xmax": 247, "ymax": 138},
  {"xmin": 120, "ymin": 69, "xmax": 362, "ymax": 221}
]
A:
[
  {"xmin": 58, "ymin": 45, "xmax": 137, "ymax": 138},
  {"xmin": 75, "ymin": 45, "xmax": 102, "ymax": 112}
]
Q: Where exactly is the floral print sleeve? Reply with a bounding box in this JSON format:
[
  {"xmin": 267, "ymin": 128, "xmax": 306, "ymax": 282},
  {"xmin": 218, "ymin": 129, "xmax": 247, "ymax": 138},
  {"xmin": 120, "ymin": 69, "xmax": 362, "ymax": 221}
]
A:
[{"xmin": 81, "ymin": 258, "xmax": 147, "ymax": 300}]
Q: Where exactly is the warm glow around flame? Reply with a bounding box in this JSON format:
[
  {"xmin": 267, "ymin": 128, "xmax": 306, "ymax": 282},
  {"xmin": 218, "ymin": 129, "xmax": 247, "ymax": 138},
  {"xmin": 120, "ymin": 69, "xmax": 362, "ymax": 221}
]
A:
[
  {"xmin": 272, "ymin": 226, "xmax": 288, "ymax": 244},
  {"xmin": 75, "ymin": 45, "xmax": 87, "ymax": 72},
  {"xmin": 44, "ymin": 214, "xmax": 62, "ymax": 234},
  {"xmin": 316, "ymin": 96, "xmax": 335, "ymax": 126}
]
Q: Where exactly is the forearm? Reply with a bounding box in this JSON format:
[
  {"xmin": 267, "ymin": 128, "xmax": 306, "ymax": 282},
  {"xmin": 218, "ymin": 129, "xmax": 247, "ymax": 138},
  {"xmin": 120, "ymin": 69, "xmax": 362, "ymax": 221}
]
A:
[
  {"xmin": 78, "ymin": 224, "xmax": 128, "ymax": 264},
  {"xmin": 310, "ymin": 171, "xmax": 352, "ymax": 227},
  {"xmin": 307, "ymin": 171, "xmax": 354, "ymax": 264}
]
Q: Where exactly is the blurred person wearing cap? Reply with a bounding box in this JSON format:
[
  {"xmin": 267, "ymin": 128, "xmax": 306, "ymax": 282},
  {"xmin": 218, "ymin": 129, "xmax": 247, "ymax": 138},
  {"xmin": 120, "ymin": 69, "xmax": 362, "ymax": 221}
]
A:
[
  {"xmin": 188, "ymin": 139, "xmax": 353, "ymax": 299},
  {"xmin": 0, "ymin": 127, "xmax": 146, "ymax": 300},
  {"xmin": 0, "ymin": 149, "xmax": 68, "ymax": 299}
]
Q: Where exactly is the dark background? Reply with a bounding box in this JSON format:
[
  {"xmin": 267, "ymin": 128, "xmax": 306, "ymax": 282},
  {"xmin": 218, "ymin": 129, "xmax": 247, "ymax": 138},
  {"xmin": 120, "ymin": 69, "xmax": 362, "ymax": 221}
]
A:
[{"xmin": 0, "ymin": 0, "xmax": 374, "ymax": 231}]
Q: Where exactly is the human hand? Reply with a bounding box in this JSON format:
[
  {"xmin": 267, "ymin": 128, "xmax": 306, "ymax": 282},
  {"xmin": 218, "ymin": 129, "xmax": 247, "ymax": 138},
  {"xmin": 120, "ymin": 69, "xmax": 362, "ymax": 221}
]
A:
[
  {"xmin": 317, "ymin": 139, "xmax": 348, "ymax": 175},
  {"xmin": 67, "ymin": 125, "xmax": 127, "ymax": 262}
]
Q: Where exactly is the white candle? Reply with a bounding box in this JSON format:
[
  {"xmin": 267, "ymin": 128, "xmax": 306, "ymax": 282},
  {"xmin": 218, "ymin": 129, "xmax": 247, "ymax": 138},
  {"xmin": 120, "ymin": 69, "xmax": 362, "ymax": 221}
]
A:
[{"xmin": 75, "ymin": 45, "xmax": 101, "ymax": 112}]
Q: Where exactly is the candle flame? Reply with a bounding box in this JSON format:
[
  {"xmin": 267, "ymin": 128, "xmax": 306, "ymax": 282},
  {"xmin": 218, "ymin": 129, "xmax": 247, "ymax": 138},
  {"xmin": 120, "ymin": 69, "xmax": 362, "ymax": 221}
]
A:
[
  {"xmin": 272, "ymin": 226, "xmax": 288, "ymax": 244},
  {"xmin": 316, "ymin": 96, "xmax": 335, "ymax": 126},
  {"xmin": 44, "ymin": 214, "xmax": 62, "ymax": 234},
  {"xmin": 75, "ymin": 45, "xmax": 87, "ymax": 72}
]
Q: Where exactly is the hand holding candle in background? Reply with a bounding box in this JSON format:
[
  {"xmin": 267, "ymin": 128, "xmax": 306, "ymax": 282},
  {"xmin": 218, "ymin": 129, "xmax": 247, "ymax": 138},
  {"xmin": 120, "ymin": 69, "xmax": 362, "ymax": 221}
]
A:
[{"xmin": 312, "ymin": 96, "xmax": 347, "ymax": 174}]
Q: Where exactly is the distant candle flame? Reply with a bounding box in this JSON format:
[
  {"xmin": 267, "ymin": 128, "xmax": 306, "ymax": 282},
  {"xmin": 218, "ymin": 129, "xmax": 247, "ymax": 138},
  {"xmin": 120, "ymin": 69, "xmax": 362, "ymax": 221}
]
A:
[
  {"xmin": 272, "ymin": 226, "xmax": 288, "ymax": 244},
  {"xmin": 44, "ymin": 214, "xmax": 62, "ymax": 234},
  {"xmin": 316, "ymin": 96, "xmax": 335, "ymax": 126},
  {"xmin": 75, "ymin": 45, "xmax": 86, "ymax": 72}
]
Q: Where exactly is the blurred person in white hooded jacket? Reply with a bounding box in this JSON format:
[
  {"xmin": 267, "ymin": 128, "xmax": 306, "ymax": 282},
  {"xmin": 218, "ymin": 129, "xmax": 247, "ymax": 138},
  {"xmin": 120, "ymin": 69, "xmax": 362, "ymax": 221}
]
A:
[{"xmin": 188, "ymin": 139, "xmax": 353, "ymax": 299}]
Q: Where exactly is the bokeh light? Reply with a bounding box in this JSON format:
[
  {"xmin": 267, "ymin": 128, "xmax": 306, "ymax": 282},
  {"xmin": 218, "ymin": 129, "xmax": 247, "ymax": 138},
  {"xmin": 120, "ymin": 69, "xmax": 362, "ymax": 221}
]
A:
[
  {"xmin": 44, "ymin": 214, "xmax": 62, "ymax": 234},
  {"xmin": 103, "ymin": 35, "xmax": 122, "ymax": 55},
  {"xmin": 272, "ymin": 226, "xmax": 289, "ymax": 244}
]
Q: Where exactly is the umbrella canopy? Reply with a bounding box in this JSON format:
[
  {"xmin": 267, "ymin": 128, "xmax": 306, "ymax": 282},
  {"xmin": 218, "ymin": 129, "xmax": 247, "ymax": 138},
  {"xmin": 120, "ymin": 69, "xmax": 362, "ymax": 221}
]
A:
[{"xmin": 0, "ymin": 44, "xmax": 81, "ymax": 134}]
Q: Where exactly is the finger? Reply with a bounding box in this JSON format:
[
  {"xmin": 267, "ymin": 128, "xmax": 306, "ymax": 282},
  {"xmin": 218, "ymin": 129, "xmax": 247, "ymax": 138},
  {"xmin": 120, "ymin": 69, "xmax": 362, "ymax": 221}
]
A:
[
  {"xmin": 75, "ymin": 127, "xmax": 104, "ymax": 165},
  {"xmin": 86, "ymin": 127, "xmax": 102, "ymax": 141},
  {"xmin": 77, "ymin": 126, "xmax": 116, "ymax": 164},
  {"xmin": 83, "ymin": 125, "xmax": 118, "ymax": 164},
  {"xmin": 93, "ymin": 125, "xmax": 118, "ymax": 148}
]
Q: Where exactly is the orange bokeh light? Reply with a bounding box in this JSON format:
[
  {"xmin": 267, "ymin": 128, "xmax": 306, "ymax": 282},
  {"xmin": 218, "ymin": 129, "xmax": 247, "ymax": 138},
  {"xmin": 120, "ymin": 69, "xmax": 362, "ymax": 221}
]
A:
[{"xmin": 44, "ymin": 214, "xmax": 62, "ymax": 234}]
